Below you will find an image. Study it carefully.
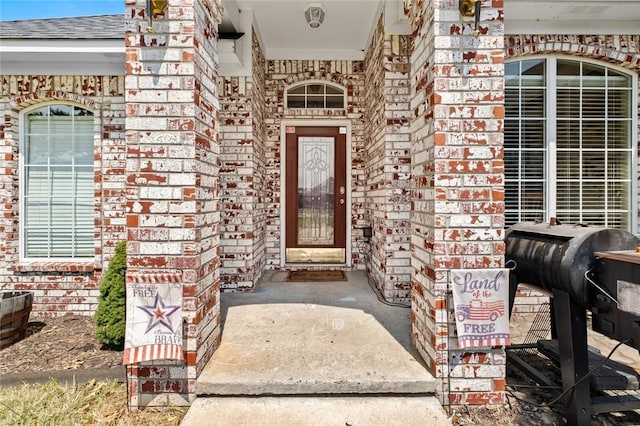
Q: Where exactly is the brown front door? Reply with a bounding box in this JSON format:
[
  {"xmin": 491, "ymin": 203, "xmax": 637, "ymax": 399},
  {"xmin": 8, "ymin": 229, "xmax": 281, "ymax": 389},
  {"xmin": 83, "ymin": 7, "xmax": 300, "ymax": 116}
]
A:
[{"xmin": 285, "ymin": 126, "xmax": 347, "ymax": 263}]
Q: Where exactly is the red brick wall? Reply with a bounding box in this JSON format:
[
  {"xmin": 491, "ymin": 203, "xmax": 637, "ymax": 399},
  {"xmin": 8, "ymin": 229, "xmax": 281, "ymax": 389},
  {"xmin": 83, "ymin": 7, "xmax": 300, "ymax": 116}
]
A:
[
  {"xmin": 364, "ymin": 17, "xmax": 412, "ymax": 303},
  {"xmin": 407, "ymin": 0, "xmax": 507, "ymax": 407},
  {"xmin": 218, "ymin": 31, "xmax": 267, "ymax": 291},
  {"xmin": 0, "ymin": 75, "xmax": 126, "ymax": 316},
  {"xmin": 123, "ymin": 0, "xmax": 222, "ymax": 407}
]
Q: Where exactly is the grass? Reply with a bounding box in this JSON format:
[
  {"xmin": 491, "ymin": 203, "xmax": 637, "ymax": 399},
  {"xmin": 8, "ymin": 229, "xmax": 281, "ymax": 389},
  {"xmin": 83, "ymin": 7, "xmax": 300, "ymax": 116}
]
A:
[{"xmin": 0, "ymin": 379, "xmax": 186, "ymax": 426}]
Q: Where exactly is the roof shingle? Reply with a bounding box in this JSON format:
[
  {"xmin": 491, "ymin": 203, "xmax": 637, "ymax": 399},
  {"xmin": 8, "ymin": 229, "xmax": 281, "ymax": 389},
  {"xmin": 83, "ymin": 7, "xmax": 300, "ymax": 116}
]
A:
[{"xmin": 0, "ymin": 14, "xmax": 123, "ymax": 39}]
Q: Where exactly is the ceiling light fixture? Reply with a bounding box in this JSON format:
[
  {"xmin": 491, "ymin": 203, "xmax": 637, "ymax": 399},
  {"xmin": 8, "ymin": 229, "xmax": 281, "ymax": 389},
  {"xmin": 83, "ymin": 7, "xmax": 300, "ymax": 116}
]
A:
[{"xmin": 305, "ymin": 3, "xmax": 325, "ymax": 29}]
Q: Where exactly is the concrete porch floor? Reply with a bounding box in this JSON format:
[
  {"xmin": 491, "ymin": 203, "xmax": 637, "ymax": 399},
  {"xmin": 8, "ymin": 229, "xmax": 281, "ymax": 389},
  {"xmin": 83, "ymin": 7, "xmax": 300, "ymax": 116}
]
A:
[
  {"xmin": 197, "ymin": 270, "xmax": 435, "ymax": 395},
  {"xmin": 181, "ymin": 270, "xmax": 448, "ymax": 425}
]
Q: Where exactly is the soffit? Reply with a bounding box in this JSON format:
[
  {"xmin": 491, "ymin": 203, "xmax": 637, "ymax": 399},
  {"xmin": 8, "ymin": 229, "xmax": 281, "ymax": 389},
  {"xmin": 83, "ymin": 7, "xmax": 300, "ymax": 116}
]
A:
[
  {"xmin": 504, "ymin": 0, "xmax": 640, "ymax": 34},
  {"xmin": 223, "ymin": 0, "xmax": 385, "ymax": 60},
  {"xmin": 223, "ymin": 0, "xmax": 640, "ymax": 61}
]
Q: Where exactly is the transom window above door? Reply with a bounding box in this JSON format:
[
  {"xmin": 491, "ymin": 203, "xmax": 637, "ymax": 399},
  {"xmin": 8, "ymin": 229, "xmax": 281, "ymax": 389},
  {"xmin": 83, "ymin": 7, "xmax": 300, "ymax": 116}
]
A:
[
  {"xmin": 505, "ymin": 57, "xmax": 637, "ymax": 232},
  {"xmin": 285, "ymin": 81, "xmax": 346, "ymax": 109}
]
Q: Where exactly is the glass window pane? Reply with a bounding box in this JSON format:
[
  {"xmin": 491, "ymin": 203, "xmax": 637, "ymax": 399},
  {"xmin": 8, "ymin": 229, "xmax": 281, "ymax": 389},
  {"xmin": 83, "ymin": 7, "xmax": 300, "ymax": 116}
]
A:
[
  {"xmin": 557, "ymin": 150, "xmax": 581, "ymax": 179},
  {"xmin": 521, "ymin": 89, "xmax": 545, "ymax": 117},
  {"xmin": 557, "ymin": 89, "xmax": 580, "ymax": 117},
  {"xmin": 608, "ymin": 89, "xmax": 630, "ymax": 118},
  {"xmin": 582, "ymin": 90, "xmax": 606, "ymax": 117},
  {"xmin": 582, "ymin": 151, "xmax": 605, "ymax": 179},
  {"xmin": 326, "ymin": 96, "xmax": 344, "ymax": 109},
  {"xmin": 556, "ymin": 120, "xmax": 580, "ymax": 149},
  {"xmin": 26, "ymin": 135, "xmax": 48, "ymax": 165},
  {"xmin": 23, "ymin": 104, "xmax": 94, "ymax": 258},
  {"xmin": 582, "ymin": 62, "xmax": 606, "ymax": 85},
  {"xmin": 289, "ymin": 85, "xmax": 305, "ymax": 94},
  {"xmin": 558, "ymin": 60, "xmax": 580, "ymax": 76},
  {"xmin": 520, "ymin": 59, "xmax": 545, "ymax": 86},
  {"xmin": 50, "ymin": 105, "xmax": 72, "ymax": 116},
  {"xmin": 287, "ymin": 96, "xmax": 305, "ymax": 108},
  {"xmin": 581, "ymin": 122, "xmax": 605, "ymax": 149},
  {"xmin": 521, "ymin": 150, "xmax": 544, "ymax": 179},
  {"xmin": 50, "ymin": 135, "xmax": 74, "ymax": 163},
  {"xmin": 27, "ymin": 106, "xmax": 49, "ymax": 117},
  {"xmin": 307, "ymin": 84, "xmax": 323, "ymax": 94},
  {"xmin": 607, "ymin": 151, "xmax": 630, "ymax": 179},
  {"xmin": 608, "ymin": 121, "xmax": 630, "ymax": 149},
  {"xmin": 307, "ymin": 96, "xmax": 324, "ymax": 108},
  {"xmin": 608, "ymin": 69, "xmax": 631, "ymax": 87},
  {"xmin": 522, "ymin": 120, "xmax": 545, "ymax": 148}
]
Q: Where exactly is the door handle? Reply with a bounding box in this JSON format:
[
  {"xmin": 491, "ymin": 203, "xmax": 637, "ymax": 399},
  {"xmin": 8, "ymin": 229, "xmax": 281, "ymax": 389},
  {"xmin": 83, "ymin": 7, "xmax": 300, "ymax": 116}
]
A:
[
  {"xmin": 339, "ymin": 186, "xmax": 345, "ymax": 195},
  {"xmin": 340, "ymin": 199, "xmax": 345, "ymax": 205}
]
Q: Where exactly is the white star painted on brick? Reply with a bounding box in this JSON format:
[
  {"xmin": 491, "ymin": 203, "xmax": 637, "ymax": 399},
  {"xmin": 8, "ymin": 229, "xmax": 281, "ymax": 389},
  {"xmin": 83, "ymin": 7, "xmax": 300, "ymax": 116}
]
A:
[{"xmin": 137, "ymin": 293, "xmax": 180, "ymax": 334}]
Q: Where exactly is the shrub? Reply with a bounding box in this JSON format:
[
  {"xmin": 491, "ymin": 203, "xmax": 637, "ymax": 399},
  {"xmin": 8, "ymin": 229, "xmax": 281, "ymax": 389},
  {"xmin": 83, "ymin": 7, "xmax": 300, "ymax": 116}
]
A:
[{"xmin": 94, "ymin": 241, "xmax": 126, "ymax": 348}]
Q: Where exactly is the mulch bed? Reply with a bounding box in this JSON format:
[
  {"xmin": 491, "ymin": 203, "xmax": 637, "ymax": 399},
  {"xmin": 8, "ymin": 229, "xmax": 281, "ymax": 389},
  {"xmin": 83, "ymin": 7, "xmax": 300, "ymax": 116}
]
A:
[{"xmin": 0, "ymin": 316, "xmax": 122, "ymax": 376}]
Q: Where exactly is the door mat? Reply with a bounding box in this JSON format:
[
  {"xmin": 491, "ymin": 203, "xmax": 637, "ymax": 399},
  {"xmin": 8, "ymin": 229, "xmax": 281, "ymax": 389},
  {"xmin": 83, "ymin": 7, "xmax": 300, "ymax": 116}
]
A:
[{"xmin": 286, "ymin": 270, "xmax": 347, "ymax": 282}]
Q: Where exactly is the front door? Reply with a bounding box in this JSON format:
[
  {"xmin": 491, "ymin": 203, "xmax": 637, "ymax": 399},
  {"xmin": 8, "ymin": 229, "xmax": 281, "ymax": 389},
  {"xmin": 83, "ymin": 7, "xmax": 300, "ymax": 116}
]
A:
[{"xmin": 285, "ymin": 126, "xmax": 347, "ymax": 263}]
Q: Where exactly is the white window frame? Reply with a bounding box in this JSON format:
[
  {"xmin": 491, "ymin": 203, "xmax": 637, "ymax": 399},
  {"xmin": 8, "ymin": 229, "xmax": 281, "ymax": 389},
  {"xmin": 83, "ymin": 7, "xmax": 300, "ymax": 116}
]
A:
[
  {"xmin": 284, "ymin": 80, "xmax": 347, "ymax": 110},
  {"xmin": 505, "ymin": 55, "xmax": 638, "ymax": 233},
  {"xmin": 19, "ymin": 101, "xmax": 96, "ymax": 262}
]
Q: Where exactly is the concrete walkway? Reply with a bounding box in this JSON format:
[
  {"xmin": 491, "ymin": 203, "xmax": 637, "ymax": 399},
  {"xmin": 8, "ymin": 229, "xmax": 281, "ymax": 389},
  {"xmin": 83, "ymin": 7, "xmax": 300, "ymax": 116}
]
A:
[{"xmin": 182, "ymin": 271, "xmax": 449, "ymax": 425}]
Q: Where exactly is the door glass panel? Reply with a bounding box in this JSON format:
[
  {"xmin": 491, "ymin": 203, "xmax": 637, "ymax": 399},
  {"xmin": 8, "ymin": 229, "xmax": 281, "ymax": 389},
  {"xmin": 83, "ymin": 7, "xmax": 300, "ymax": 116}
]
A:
[{"xmin": 297, "ymin": 136, "xmax": 334, "ymax": 246}]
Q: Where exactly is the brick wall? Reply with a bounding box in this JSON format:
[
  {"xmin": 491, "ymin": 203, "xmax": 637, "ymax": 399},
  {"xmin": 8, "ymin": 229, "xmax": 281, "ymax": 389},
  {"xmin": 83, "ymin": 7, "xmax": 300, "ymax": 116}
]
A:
[
  {"xmin": 364, "ymin": 17, "xmax": 412, "ymax": 303},
  {"xmin": 123, "ymin": 0, "xmax": 222, "ymax": 407},
  {"xmin": 407, "ymin": 0, "xmax": 507, "ymax": 407},
  {"xmin": 263, "ymin": 60, "xmax": 368, "ymax": 269},
  {"xmin": 0, "ymin": 75, "xmax": 126, "ymax": 316},
  {"xmin": 218, "ymin": 32, "xmax": 266, "ymax": 291}
]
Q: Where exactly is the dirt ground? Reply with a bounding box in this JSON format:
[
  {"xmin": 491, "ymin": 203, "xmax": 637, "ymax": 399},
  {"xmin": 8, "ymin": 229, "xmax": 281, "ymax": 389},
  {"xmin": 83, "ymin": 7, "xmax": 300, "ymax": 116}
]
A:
[{"xmin": 1, "ymin": 314, "xmax": 639, "ymax": 425}]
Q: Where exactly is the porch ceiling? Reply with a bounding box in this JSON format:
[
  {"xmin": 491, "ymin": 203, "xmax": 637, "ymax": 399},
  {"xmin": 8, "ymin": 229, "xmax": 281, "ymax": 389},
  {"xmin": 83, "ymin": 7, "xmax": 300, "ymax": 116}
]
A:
[
  {"xmin": 220, "ymin": 0, "xmax": 640, "ymax": 62},
  {"xmin": 222, "ymin": 0, "xmax": 385, "ymax": 60}
]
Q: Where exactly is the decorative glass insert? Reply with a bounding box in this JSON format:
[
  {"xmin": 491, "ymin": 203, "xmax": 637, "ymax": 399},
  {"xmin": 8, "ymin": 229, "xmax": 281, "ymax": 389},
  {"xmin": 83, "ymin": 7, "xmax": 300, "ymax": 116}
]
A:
[
  {"xmin": 22, "ymin": 104, "xmax": 94, "ymax": 258},
  {"xmin": 286, "ymin": 81, "xmax": 346, "ymax": 109},
  {"xmin": 297, "ymin": 137, "xmax": 335, "ymax": 245}
]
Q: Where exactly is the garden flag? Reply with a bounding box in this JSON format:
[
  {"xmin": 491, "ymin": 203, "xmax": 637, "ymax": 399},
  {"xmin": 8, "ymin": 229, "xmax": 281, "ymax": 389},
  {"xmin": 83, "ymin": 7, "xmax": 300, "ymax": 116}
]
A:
[
  {"xmin": 123, "ymin": 282, "xmax": 184, "ymax": 365},
  {"xmin": 451, "ymin": 268, "xmax": 511, "ymax": 349}
]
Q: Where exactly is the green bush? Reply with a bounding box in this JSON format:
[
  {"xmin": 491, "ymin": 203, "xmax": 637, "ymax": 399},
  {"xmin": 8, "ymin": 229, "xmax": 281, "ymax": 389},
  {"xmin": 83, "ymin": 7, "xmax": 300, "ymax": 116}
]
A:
[{"xmin": 94, "ymin": 241, "xmax": 126, "ymax": 348}]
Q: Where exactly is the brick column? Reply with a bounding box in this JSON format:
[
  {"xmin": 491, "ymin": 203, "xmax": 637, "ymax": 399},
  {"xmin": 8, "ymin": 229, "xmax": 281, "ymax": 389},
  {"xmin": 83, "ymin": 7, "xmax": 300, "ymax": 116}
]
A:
[
  {"xmin": 124, "ymin": 0, "xmax": 222, "ymax": 407},
  {"xmin": 364, "ymin": 18, "xmax": 412, "ymax": 303},
  {"xmin": 407, "ymin": 0, "xmax": 506, "ymax": 407}
]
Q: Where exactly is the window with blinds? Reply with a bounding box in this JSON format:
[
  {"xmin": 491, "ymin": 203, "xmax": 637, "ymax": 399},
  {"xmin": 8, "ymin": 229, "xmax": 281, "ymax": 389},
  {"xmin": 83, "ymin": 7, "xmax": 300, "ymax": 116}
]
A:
[
  {"xmin": 505, "ymin": 58, "xmax": 635, "ymax": 231},
  {"xmin": 22, "ymin": 104, "xmax": 94, "ymax": 259}
]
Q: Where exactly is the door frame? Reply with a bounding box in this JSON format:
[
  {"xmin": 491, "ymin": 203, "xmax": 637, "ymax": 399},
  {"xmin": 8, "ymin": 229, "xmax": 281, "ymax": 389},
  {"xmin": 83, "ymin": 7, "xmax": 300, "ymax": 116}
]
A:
[{"xmin": 280, "ymin": 119, "xmax": 352, "ymax": 267}]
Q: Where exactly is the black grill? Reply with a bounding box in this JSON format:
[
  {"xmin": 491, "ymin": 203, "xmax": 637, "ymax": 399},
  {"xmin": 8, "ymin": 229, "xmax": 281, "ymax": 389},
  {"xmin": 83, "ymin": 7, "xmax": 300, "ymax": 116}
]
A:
[{"xmin": 506, "ymin": 222, "xmax": 640, "ymax": 425}]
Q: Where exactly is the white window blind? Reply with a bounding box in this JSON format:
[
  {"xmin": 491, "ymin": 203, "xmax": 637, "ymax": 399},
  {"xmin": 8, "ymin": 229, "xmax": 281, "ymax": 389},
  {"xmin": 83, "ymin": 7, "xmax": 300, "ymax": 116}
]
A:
[
  {"xmin": 505, "ymin": 59, "xmax": 547, "ymax": 225},
  {"xmin": 505, "ymin": 58, "xmax": 634, "ymax": 231},
  {"xmin": 23, "ymin": 104, "xmax": 94, "ymax": 259}
]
